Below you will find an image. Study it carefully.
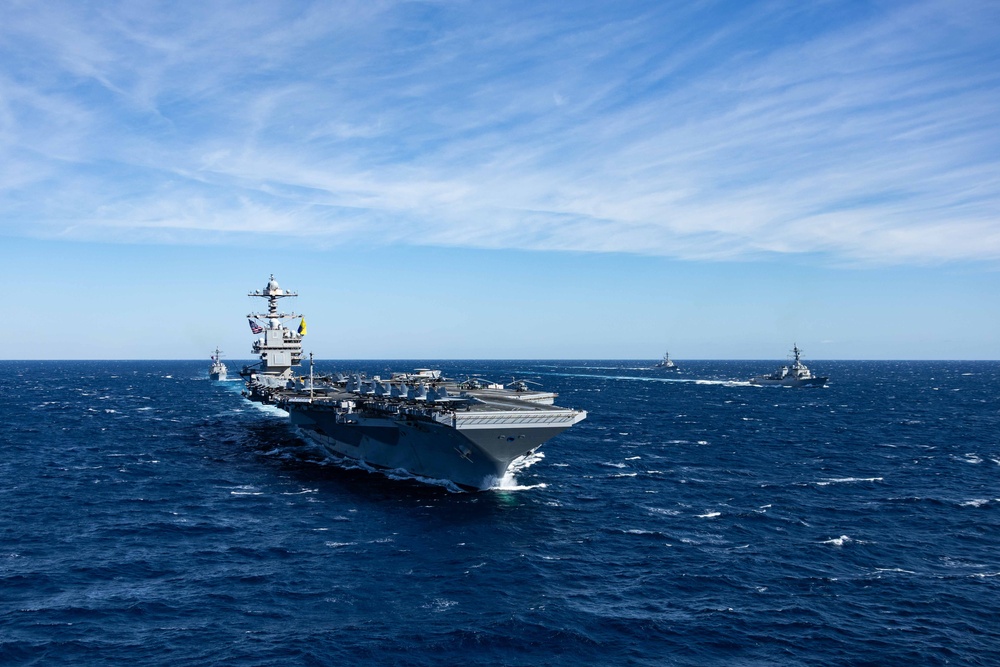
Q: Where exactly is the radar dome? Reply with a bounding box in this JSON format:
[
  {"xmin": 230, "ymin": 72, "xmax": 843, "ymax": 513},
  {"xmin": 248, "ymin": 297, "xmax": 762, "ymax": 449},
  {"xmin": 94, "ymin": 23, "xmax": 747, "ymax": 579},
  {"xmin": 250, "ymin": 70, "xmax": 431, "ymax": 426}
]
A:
[{"xmin": 266, "ymin": 275, "xmax": 282, "ymax": 294}]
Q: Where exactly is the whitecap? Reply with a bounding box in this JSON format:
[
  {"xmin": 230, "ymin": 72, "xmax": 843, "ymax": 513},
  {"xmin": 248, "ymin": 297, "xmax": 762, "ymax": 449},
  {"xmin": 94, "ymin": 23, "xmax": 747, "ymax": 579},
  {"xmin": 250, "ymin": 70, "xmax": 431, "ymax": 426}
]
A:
[
  {"xmin": 816, "ymin": 477, "xmax": 883, "ymax": 486},
  {"xmin": 697, "ymin": 511, "xmax": 721, "ymax": 518},
  {"xmin": 960, "ymin": 499, "xmax": 989, "ymax": 507},
  {"xmin": 822, "ymin": 535, "xmax": 852, "ymax": 546},
  {"xmin": 423, "ymin": 599, "xmax": 457, "ymax": 612}
]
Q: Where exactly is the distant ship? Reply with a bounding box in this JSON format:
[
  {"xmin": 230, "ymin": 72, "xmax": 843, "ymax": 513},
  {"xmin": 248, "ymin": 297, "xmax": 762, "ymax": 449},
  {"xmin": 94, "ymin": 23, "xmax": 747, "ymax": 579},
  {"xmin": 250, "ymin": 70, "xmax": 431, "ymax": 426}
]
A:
[
  {"xmin": 654, "ymin": 351, "xmax": 677, "ymax": 369},
  {"xmin": 750, "ymin": 344, "xmax": 827, "ymax": 387},
  {"xmin": 239, "ymin": 275, "xmax": 587, "ymax": 491},
  {"xmin": 209, "ymin": 348, "xmax": 227, "ymax": 381}
]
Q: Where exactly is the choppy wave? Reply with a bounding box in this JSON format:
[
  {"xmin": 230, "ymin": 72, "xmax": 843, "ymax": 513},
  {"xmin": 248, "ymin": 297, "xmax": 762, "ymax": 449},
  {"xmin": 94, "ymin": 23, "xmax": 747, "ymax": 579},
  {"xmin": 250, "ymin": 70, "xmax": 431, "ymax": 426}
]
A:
[{"xmin": 2, "ymin": 359, "xmax": 999, "ymax": 666}]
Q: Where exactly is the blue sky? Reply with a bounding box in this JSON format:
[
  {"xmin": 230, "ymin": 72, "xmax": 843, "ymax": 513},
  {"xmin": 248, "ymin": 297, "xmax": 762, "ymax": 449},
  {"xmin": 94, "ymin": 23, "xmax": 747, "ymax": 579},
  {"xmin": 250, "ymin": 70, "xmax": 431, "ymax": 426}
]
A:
[{"xmin": 2, "ymin": 1, "xmax": 998, "ymax": 360}]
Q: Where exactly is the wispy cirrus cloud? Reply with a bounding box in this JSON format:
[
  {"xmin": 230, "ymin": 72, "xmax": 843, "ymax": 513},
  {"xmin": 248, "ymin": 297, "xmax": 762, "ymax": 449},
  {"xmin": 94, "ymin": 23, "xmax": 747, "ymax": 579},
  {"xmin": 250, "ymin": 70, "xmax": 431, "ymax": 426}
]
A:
[{"xmin": 1, "ymin": 0, "xmax": 999, "ymax": 265}]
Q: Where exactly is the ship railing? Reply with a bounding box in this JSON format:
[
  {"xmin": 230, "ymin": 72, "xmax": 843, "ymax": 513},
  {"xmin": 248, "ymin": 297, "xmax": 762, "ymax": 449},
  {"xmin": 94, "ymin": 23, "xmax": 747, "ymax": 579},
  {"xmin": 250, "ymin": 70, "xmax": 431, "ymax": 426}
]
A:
[{"xmin": 455, "ymin": 411, "xmax": 580, "ymax": 427}]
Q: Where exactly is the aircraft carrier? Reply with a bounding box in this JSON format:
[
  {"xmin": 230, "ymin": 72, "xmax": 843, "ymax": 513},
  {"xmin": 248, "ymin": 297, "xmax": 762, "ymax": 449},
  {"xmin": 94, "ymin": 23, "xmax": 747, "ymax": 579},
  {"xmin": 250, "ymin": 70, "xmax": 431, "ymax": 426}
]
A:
[{"xmin": 240, "ymin": 275, "xmax": 587, "ymax": 491}]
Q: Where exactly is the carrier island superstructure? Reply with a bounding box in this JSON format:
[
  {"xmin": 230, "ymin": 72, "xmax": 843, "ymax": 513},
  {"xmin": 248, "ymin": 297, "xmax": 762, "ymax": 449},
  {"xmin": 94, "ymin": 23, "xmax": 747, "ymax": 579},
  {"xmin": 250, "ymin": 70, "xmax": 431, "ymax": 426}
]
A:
[{"xmin": 240, "ymin": 275, "xmax": 587, "ymax": 491}]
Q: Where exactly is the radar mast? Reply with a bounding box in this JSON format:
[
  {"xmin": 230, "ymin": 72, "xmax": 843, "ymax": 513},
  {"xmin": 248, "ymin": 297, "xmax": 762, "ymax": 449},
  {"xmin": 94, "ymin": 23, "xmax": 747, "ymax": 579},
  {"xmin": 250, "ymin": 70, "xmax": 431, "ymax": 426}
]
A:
[{"xmin": 245, "ymin": 274, "xmax": 304, "ymax": 379}]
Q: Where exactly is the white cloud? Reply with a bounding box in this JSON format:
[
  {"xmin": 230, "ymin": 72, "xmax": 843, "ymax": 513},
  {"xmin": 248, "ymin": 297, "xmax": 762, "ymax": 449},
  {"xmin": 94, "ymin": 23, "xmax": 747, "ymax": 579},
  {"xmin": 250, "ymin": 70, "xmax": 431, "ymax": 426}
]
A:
[{"xmin": 1, "ymin": 0, "xmax": 999, "ymax": 265}]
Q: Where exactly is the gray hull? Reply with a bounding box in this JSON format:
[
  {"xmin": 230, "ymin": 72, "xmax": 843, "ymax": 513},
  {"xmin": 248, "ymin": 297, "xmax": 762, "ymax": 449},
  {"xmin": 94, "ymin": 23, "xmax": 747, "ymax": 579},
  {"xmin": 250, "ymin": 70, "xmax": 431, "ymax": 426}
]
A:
[{"xmin": 287, "ymin": 402, "xmax": 580, "ymax": 491}]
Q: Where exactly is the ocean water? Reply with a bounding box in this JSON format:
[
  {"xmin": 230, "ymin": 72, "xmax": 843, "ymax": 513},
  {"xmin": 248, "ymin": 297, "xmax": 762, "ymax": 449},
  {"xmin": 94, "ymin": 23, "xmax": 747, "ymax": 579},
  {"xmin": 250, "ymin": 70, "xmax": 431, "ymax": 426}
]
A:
[{"xmin": 2, "ymin": 359, "xmax": 998, "ymax": 666}]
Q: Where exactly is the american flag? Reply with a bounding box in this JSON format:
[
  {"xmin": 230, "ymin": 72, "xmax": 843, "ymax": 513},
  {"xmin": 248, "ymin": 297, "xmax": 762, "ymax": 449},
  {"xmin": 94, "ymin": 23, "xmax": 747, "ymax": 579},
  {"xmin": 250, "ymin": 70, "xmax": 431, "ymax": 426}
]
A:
[{"xmin": 248, "ymin": 320, "xmax": 263, "ymax": 334}]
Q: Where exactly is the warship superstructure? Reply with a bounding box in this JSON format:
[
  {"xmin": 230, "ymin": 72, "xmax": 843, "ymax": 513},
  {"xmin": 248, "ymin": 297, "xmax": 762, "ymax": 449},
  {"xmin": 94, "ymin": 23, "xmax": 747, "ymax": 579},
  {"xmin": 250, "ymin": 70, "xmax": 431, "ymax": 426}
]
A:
[
  {"xmin": 750, "ymin": 344, "xmax": 828, "ymax": 387},
  {"xmin": 240, "ymin": 275, "xmax": 587, "ymax": 491}
]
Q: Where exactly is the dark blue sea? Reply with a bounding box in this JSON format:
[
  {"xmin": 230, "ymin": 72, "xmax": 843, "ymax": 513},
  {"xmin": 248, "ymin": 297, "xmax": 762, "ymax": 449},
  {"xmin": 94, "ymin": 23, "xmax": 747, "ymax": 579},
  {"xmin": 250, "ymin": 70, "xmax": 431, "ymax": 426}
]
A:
[{"xmin": 2, "ymin": 360, "xmax": 999, "ymax": 666}]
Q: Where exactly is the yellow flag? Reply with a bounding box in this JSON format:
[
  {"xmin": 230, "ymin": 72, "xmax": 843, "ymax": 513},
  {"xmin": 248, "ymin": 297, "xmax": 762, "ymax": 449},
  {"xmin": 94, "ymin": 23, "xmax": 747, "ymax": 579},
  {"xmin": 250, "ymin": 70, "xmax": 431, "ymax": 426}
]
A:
[{"xmin": 298, "ymin": 318, "xmax": 307, "ymax": 336}]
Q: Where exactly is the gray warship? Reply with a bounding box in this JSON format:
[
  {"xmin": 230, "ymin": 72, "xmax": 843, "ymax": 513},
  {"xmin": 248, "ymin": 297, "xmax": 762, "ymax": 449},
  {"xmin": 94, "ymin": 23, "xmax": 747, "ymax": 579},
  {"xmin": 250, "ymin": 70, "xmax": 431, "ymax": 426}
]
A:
[
  {"xmin": 209, "ymin": 347, "xmax": 227, "ymax": 381},
  {"xmin": 654, "ymin": 351, "xmax": 677, "ymax": 370},
  {"xmin": 749, "ymin": 344, "xmax": 828, "ymax": 387},
  {"xmin": 239, "ymin": 275, "xmax": 587, "ymax": 491}
]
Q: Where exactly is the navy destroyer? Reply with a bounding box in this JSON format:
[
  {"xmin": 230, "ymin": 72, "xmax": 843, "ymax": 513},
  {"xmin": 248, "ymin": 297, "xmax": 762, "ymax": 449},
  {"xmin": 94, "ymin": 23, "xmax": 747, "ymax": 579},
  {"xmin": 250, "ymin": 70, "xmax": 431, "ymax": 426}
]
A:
[
  {"xmin": 239, "ymin": 275, "xmax": 587, "ymax": 491},
  {"xmin": 209, "ymin": 348, "xmax": 227, "ymax": 381},
  {"xmin": 654, "ymin": 351, "xmax": 677, "ymax": 370},
  {"xmin": 750, "ymin": 344, "xmax": 828, "ymax": 387}
]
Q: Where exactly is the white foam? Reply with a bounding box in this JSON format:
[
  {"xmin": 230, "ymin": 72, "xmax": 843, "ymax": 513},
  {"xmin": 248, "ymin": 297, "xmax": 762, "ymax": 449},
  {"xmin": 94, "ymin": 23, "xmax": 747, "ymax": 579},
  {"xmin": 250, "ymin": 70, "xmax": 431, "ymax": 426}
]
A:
[
  {"xmin": 492, "ymin": 478, "xmax": 548, "ymax": 491},
  {"xmin": 509, "ymin": 450, "xmax": 545, "ymax": 472},
  {"xmin": 423, "ymin": 599, "xmax": 457, "ymax": 612},
  {"xmin": 960, "ymin": 499, "xmax": 990, "ymax": 507},
  {"xmin": 492, "ymin": 453, "xmax": 549, "ymax": 491},
  {"xmin": 697, "ymin": 511, "xmax": 721, "ymax": 518},
  {"xmin": 372, "ymin": 464, "xmax": 466, "ymax": 493},
  {"xmin": 250, "ymin": 403, "xmax": 289, "ymax": 418},
  {"xmin": 816, "ymin": 477, "xmax": 883, "ymax": 486},
  {"xmin": 822, "ymin": 535, "xmax": 852, "ymax": 546}
]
